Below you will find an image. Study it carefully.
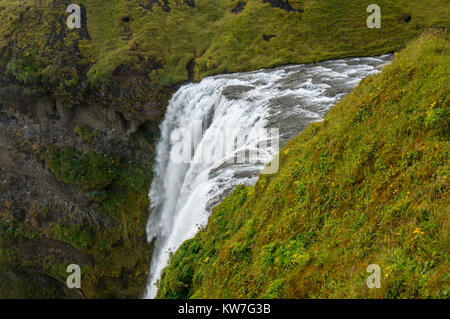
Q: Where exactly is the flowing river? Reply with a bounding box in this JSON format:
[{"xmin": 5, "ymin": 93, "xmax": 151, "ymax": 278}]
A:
[{"xmin": 144, "ymin": 55, "xmax": 392, "ymax": 298}]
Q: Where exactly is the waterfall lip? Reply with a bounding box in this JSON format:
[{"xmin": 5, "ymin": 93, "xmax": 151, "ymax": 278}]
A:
[{"xmin": 143, "ymin": 54, "xmax": 393, "ymax": 299}]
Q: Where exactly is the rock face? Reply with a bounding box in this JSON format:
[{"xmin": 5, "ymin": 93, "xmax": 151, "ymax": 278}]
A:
[
  {"xmin": 0, "ymin": 55, "xmax": 172, "ymax": 299},
  {"xmin": 0, "ymin": 0, "xmax": 178, "ymax": 297}
]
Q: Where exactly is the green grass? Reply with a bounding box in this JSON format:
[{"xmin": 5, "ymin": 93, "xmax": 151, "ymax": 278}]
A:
[
  {"xmin": 1, "ymin": 0, "xmax": 449, "ymax": 299},
  {"xmin": 43, "ymin": 147, "xmax": 122, "ymax": 193},
  {"xmin": 157, "ymin": 32, "xmax": 449, "ymax": 299},
  {"xmin": 79, "ymin": 0, "xmax": 450, "ymax": 84},
  {"xmin": 1, "ymin": 0, "xmax": 449, "ymax": 89}
]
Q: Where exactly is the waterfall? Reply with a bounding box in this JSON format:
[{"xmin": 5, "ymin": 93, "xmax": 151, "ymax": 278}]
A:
[{"xmin": 144, "ymin": 55, "xmax": 392, "ymax": 298}]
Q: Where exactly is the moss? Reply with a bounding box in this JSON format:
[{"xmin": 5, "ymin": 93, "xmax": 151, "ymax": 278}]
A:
[
  {"xmin": 1, "ymin": 0, "xmax": 449, "ymax": 300},
  {"xmin": 42, "ymin": 147, "xmax": 121, "ymax": 193},
  {"xmin": 74, "ymin": 124, "xmax": 97, "ymax": 144},
  {"xmin": 0, "ymin": 264, "xmax": 67, "ymax": 299},
  {"xmin": 47, "ymin": 223, "xmax": 97, "ymax": 251},
  {"xmin": 1, "ymin": 0, "xmax": 449, "ymax": 91},
  {"xmin": 0, "ymin": 219, "xmax": 78, "ymax": 298},
  {"xmin": 40, "ymin": 146, "xmax": 153, "ymax": 298},
  {"xmin": 81, "ymin": 0, "xmax": 450, "ymax": 85},
  {"xmin": 81, "ymin": 190, "xmax": 152, "ymax": 298},
  {"xmin": 157, "ymin": 32, "xmax": 450, "ymax": 299}
]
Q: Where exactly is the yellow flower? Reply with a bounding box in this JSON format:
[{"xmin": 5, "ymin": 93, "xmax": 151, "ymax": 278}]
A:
[{"xmin": 385, "ymin": 273, "xmax": 389, "ymax": 278}]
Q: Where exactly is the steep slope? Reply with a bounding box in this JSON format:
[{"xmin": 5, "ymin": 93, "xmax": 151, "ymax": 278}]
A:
[{"xmin": 157, "ymin": 32, "xmax": 449, "ymax": 299}]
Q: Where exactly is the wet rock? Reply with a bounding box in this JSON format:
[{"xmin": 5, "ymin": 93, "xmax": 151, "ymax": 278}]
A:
[{"xmin": 222, "ymin": 85, "xmax": 255, "ymax": 99}]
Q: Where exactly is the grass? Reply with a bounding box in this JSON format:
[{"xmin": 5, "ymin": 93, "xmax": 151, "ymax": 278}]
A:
[
  {"xmin": 40, "ymin": 146, "xmax": 153, "ymax": 298},
  {"xmin": 1, "ymin": 0, "xmax": 449, "ymax": 89},
  {"xmin": 157, "ymin": 32, "xmax": 449, "ymax": 299},
  {"xmin": 79, "ymin": 0, "xmax": 450, "ymax": 84},
  {"xmin": 1, "ymin": 0, "xmax": 449, "ymax": 299}
]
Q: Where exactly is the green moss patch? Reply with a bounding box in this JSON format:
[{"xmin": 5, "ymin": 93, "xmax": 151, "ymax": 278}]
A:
[{"xmin": 41, "ymin": 147, "xmax": 153, "ymax": 298}]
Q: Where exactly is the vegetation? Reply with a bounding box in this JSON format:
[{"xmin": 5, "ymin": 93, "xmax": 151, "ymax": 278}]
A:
[
  {"xmin": 1, "ymin": 0, "xmax": 449, "ymax": 299},
  {"xmin": 157, "ymin": 33, "xmax": 449, "ymax": 299},
  {"xmin": 0, "ymin": 144, "xmax": 153, "ymax": 298},
  {"xmin": 1, "ymin": 0, "xmax": 449, "ymax": 90},
  {"xmin": 0, "ymin": 264, "xmax": 67, "ymax": 299},
  {"xmin": 41, "ymin": 147, "xmax": 153, "ymax": 298}
]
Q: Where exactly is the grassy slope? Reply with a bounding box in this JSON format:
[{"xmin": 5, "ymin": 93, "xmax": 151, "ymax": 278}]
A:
[
  {"xmin": 79, "ymin": 0, "xmax": 450, "ymax": 84},
  {"xmin": 157, "ymin": 33, "xmax": 449, "ymax": 299},
  {"xmin": 1, "ymin": 0, "xmax": 449, "ymax": 88}
]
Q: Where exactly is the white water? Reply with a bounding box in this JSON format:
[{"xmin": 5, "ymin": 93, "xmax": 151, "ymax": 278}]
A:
[{"xmin": 144, "ymin": 55, "xmax": 392, "ymax": 298}]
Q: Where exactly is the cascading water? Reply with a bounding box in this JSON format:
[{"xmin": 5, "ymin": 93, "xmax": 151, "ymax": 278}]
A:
[{"xmin": 144, "ymin": 55, "xmax": 392, "ymax": 298}]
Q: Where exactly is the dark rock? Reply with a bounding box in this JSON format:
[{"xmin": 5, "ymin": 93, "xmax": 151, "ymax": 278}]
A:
[
  {"xmin": 0, "ymin": 61, "xmax": 165, "ymax": 298},
  {"xmin": 399, "ymin": 13, "xmax": 412, "ymax": 24},
  {"xmin": 139, "ymin": 0, "xmax": 171, "ymax": 12},
  {"xmin": 262, "ymin": 0, "xmax": 304, "ymax": 13},
  {"xmin": 183, "ymin": 0, "xmax": 195, "ymax": 8},
  {"xmin": 222, "ymin": 85, "xmax": 255, "ymax": 100},
  {"xmin": 186, "ymin": 58, "xmax": 196, "ymax": 82},
  {"xmin": 36, "ymin": 98, "xmax": 56, "ymax": 125},
  {"xmin": 263, "ymin": 34, "xmax": 276, "ymax": 41},
  {"xmin": 232, "ymin": 1, "xmax": 247, "ymax": 14},
  {"xmin": 0, "ymin": 265, "xmax": 83, "ymax": 298}
]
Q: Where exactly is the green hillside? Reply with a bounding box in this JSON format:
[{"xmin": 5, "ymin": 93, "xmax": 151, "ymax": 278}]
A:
[
  {"xmin": 1, "ymin": 0, "xmax": 449, "ymax": 90},
  {"xmin": 157, "ymin": 32, "xmax": 449, "ymax": 299}
]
